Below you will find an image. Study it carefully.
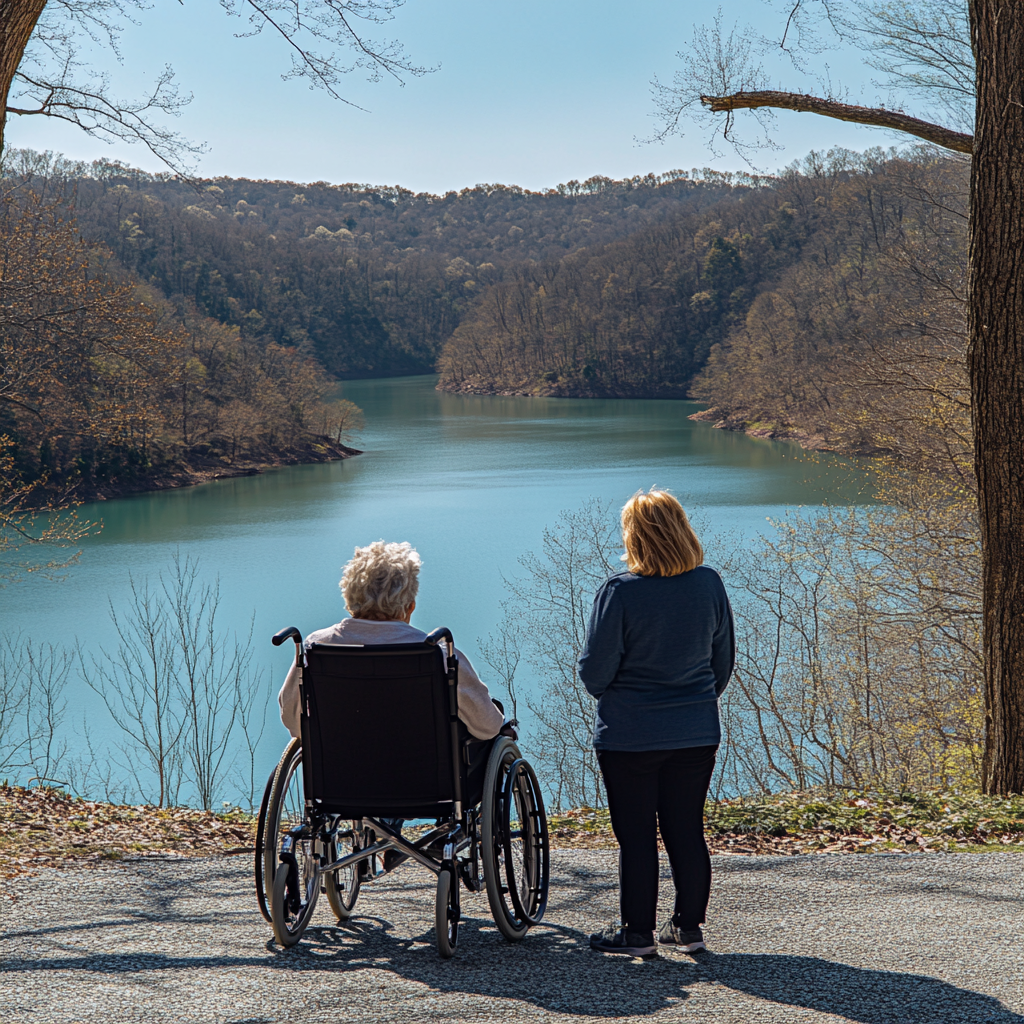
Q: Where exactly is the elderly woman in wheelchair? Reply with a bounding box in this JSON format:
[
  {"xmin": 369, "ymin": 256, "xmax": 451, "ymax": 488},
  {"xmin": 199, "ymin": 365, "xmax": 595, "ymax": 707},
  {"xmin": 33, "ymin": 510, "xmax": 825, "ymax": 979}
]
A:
[{"xmin": 256, "ymin": 540, "xmax": 550, "ymax": 958}]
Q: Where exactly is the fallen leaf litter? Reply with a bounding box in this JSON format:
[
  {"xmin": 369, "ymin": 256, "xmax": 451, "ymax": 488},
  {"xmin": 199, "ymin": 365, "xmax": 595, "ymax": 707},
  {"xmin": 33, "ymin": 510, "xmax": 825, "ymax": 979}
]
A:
[{"xmin": 4, "ymin": 785, "xmax": 1023, "ymax": 885}]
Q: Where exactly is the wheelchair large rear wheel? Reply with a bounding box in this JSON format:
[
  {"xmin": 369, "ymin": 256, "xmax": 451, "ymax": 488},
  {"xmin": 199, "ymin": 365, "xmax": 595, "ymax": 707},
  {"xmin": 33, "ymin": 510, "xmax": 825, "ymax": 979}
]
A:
[
  {"xmin": 481, "ymin": 737, "xmax": 550, "ymax": 941},
  {"xmin": 324, "ymin": 824, "xmax": 361, "ymax": 921},
  {"xmin": 260, "ymin": 738, "xmax": 305, "ymax": 919},
  {"xmin": 253, "ymin": 766, "xmax": 276, "ymax": 923},
  {"xmin": 265, "ymin": 739, "xmax": 320, "ymax": 946}
]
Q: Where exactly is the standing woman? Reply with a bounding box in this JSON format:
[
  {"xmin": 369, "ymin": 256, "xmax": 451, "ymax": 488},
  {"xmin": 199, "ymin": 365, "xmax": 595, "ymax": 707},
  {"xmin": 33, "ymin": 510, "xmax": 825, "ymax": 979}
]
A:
[{"xmin": 580, "ymin": 489, "xmax": 734, "ymax": 956}]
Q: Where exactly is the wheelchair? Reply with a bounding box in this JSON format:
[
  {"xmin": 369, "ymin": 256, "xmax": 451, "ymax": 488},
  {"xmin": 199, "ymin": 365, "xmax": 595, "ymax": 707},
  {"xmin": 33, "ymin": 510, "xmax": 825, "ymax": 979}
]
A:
[{"xmin": 254, "ymin": 625, "xmax": 550, "ymax": 958}]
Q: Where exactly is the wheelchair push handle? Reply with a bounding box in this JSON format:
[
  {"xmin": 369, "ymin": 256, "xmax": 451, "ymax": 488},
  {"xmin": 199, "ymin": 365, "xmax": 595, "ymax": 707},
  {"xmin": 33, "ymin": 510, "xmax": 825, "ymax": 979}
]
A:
[
  {"xmin": 425, "ymin": 627, "xmax": 459, "ymax": 669},
  {"xmin": 424, "ymin": 626, "xmax": 454, "ymax": 648},
  {"xmin": 272, "ymin": 626, "xmax": 304, "ymax": 667},
  {"xmin": 272, "ymin": 626, "xmax": 302, "ymax": 647}
]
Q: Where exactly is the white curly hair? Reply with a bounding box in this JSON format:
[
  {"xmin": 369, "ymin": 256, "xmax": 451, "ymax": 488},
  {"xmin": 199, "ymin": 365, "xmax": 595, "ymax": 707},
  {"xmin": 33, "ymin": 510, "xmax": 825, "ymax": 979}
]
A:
[{"xmin": 340, "ymin": 540, "xmax": 422, "ymax": 620}]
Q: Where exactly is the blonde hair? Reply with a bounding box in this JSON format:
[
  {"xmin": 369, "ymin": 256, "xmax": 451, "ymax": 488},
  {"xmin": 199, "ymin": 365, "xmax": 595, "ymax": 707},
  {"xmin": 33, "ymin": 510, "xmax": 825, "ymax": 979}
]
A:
[
  {"xmin": 621, "ymin": 489, "xmax": 703, "ymax": 577},
  {"xmin": 341, "ymin": 540, "xmax": 421, "ymax": 619}
]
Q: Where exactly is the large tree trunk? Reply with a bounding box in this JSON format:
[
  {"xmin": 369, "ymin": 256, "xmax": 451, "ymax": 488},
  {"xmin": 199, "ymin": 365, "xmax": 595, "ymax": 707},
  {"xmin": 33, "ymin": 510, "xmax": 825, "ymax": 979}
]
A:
[
  {"xmin": 0, "ymin": 0, "xmax": 47, "ymax": 152},
  {"xmin": 969, "ymin": 0, "xmax": 1024, "ymax": 794},
  {"xmin": 699, "ymin": 13, "xmax": 1024, "ymax": 792}
]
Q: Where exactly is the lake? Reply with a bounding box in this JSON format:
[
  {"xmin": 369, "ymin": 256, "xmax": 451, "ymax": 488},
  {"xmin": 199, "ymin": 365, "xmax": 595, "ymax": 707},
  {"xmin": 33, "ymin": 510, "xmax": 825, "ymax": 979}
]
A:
[{"xmin": 1, "ymin": 376, "xmax": 866, "ymax": 800}]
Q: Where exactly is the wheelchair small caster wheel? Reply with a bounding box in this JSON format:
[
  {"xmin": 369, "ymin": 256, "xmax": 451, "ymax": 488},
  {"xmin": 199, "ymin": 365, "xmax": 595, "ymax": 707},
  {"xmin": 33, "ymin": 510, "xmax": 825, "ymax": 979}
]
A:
[{"xmin": 435, "ymin": 868, "xmax": 460, "ymax": 958}]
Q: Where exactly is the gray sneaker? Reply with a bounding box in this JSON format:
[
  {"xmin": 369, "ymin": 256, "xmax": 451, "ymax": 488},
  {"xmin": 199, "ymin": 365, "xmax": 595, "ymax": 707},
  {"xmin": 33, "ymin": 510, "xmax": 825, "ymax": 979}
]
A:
[
  {"xmin": 658, "ymin": 921, "xmax": 706, "ymax": 952},
  {"xmin": 589, "ymin": 924, "xmax": 657, "ymax": 957}
]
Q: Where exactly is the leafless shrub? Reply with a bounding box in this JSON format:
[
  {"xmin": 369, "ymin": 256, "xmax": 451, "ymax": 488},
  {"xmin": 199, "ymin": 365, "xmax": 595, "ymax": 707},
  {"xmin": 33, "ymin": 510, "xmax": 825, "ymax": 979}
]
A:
[
  {"xmin": 0, "ymin": 633, "xmax": 73, "ymax": 784},
  {"xmin": 232, "ymin": 667, "xmax": 272, "ymax": 813},
  {"xmin": 83, "ymin": 573, "xmax": 186, "ymax": 807},
  {"xmin": 716, "ymin": 503, "xmax": 981, "ymax": 794},
  {"xmin": 82, "ymin": 553, "xmax": 267, "ymax": 808},
  {"xmin": 64, "ymin": 720, "xmax": 134, "ymax": 805},
  {"xmin": 494, "ymin": 500, "xmax": 620, "ymax": 810},
  {"xmin": 166, "ymin": 556, "xmax": 256, "ymax": 811}
]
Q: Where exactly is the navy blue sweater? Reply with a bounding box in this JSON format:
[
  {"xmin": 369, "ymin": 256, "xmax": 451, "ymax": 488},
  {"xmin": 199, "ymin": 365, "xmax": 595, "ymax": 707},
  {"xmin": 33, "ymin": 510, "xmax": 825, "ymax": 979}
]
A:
[{"xmin": 577, "ymin": 566, "xmax": 735, "ymax": 751}]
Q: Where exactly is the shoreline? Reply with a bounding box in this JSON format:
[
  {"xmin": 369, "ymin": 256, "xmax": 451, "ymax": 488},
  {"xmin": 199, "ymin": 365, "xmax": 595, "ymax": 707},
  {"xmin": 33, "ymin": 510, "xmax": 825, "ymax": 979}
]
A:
[
  {"xmin": 686, "ymin": 407, "xmax": 838, "ymax": 453},
  {"xmin": 688, "ymin": 407, "xmax": 894, "ymax": 458},
  {"xmin": 437, "ymin": 377, "xmax": 692, "ymax": 400},
  {"xmin": 437, "ymin": 378, "xmax": 865, "ymax": 456},
  {"xmin": 53, "ymin": 440, "xmax": 361, "ymax": 505}
]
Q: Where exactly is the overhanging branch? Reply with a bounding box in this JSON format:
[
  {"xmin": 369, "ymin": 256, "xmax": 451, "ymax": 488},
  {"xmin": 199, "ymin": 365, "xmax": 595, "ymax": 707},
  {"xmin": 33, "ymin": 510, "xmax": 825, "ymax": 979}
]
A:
[{"xmin": 701, "ymin": 90, "xmax": 973, "ymax": 155}]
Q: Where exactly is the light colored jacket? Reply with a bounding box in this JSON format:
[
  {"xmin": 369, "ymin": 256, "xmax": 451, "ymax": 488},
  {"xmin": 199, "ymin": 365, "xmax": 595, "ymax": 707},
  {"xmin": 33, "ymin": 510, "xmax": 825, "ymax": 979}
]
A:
[{"xmin": 277, "ymin": 618, "xmax": 504, "ymax": 741}]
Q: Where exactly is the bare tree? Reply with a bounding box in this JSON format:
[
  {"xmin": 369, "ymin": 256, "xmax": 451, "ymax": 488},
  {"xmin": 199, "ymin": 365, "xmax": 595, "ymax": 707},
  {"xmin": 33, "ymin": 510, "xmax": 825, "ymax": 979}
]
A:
[
  {"xmin": 498, "ymin": 500, "xmax": 620, "ymax": 810},
  {"xmin": 310, "ymin": 398, "xmax": 365, "ymax": 446},
  {"xmin": 84, "ymin": 575, "xmax": 185, "ymax": 807},
  {"xmin": 20, "ymin": 637, "xmax": 73, "ymax": 784},
  {"xmin": 0, "ymin": 631, "xmax": 73, "ymax": 783},
  {"xmin": 652, "ymin": 3, "xmax": 973, "ymax": 157},
  {"xmin": 232, "ymin": 666, "xmax": 271, "ymax": 813},
  {"xmin": 82, "ymin": 554, "xmax": 271, "ymax": 808},
  {"xmin": 653, "ymin": 0, "xmax": 1024, "ymax": 795},
  {"xmin": 0, "ymin": 633, "xmax": 32, "ymax": 777},
  {"xmin": 1, "ymin": 0, "xmax": 434, "ymax": 172},
  {"xmin": 714, "ymin": 503, "xmax": 982, "ymax": 795},
  {"xmin": 164, "ymin": 554, "xmax": 254, "ymax": 811},
  {"xmin": 480, "ymin": 606, "xmax": 522, "ymax": 721}
]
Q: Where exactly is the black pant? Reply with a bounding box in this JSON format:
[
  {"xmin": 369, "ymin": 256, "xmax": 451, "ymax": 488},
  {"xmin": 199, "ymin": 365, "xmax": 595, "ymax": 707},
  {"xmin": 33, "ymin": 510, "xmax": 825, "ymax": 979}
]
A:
[{"xmin": 597, "ymin": 744, "xmax": 717, "ymax": 933}]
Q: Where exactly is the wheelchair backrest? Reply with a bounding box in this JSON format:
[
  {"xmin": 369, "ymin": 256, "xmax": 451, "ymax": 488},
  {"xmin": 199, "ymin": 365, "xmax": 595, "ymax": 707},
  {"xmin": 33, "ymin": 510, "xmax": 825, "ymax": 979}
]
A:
[{"xmin": 300, "ymin": 641, "xmax": 460, "ymax": 818}]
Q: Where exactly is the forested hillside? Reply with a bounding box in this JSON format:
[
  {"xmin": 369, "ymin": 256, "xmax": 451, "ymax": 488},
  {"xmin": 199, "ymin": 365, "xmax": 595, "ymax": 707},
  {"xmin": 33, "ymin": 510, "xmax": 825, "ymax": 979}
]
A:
[
  {"xmin": 437, "ymin": 186, "xmax": 777, "ymax": 397},
  {"xmin": 38, "ymin": 152, "xmax": 736, "ymax": 379},
  {"xmin": 690, "ymin": 151, "xmax": 968, "ymax": 466},
  {"xmin": 438, "ymin": 149, "xmax": 967, "ymax": 414},
  {"xmin": 0, "ymin": 148, "xmax": 746, "ymax": 521},
  {"xmin": 0, "ymin": 174, "xmax": 362, "ymax": 515},
  {"xmin": 3, "ymin": 146, "xmax": 968, "ymax": 498}
]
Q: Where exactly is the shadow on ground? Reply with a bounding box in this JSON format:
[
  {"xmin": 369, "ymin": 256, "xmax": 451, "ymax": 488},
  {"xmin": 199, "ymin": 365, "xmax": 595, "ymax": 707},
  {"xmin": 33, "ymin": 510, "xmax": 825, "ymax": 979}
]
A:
[{"xmin": 4, "ymin": 910, "xmax": 1019, "ymax": 1022}]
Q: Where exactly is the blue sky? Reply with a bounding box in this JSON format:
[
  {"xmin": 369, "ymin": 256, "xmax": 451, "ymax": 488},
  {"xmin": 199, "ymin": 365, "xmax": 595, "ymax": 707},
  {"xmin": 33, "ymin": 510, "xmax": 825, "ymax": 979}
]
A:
[{"xmin": 8, "ymin": 0, "xmax": 894, "ymax": 191}]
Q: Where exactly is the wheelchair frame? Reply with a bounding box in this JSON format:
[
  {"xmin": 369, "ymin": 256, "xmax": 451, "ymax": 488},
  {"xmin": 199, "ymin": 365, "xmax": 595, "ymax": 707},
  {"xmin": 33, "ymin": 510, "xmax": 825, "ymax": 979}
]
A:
[{"xmin": 256, "ymin": 625, "xmax": 550, "ymax": 958}]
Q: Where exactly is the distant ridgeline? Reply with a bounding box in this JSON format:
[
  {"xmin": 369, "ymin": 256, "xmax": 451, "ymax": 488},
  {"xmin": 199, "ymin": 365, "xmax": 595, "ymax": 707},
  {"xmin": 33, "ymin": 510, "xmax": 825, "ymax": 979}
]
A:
[{"xmin": 38, "ymin": 157, "xmax": 741, "ymax": 380}]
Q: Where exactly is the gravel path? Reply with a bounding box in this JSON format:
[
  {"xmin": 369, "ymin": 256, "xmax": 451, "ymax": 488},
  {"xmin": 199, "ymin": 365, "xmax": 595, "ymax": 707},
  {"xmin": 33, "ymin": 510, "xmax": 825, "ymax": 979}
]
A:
[{"xmin": 2, "ymin": 851, "xmax": 1021, "ymax": 1023}]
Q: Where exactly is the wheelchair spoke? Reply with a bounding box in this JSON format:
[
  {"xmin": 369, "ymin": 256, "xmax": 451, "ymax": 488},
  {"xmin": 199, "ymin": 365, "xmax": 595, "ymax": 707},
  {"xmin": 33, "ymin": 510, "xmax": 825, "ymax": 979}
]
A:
[{"xmin": 480, "ymin": 737, "xmax": 549, "ymax": 940}]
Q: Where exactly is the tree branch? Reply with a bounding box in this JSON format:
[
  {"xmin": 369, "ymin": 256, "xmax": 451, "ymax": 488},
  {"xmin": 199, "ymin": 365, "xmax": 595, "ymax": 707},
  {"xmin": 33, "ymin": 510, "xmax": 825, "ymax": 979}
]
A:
[
  {"xmin": 8, "ymin": 66, "xmax": 202, "ymax": 174},
  {"xmin": 700, "ymin": 90, "xmax": 973, "ymax": 155}
]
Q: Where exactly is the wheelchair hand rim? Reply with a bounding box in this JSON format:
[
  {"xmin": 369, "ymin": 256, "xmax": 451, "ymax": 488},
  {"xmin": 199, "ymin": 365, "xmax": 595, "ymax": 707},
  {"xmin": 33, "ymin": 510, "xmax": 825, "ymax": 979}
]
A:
[
  {"xmin": 501, "ymin": 757, "xmax": 549, "ymax": 927},
  {"xmin": 253, "ymin": 767, "xmax": 276, "ymax": 924}
]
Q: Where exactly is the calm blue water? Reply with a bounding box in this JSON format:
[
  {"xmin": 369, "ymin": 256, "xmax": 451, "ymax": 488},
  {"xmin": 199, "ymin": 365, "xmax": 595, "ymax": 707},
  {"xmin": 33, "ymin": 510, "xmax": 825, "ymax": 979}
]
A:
[{"xmin": 1, "ymin": 376, "xmax": 866, "ymax": 799}]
